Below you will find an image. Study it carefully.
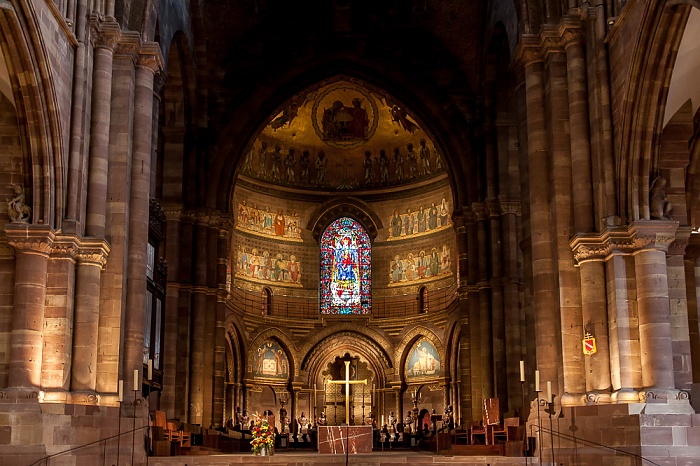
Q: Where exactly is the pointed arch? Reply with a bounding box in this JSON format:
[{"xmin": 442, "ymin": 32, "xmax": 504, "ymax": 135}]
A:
[
  {"xmin": 0, "ymin": 1, "xmax": 65, "ymax": 227},
  {"xmin": 247, "ymin": 328, "xmax": 297, "ymax": 382}
]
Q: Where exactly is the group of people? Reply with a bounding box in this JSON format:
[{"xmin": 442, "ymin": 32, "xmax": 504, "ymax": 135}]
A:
[
  {"xmin": 389, "ymin": 199, "xmax": 451, "ymax": 239},
  {"xmin": 242, "ymin": 139, "xmax": 443, "ymax": 188},
  {"xmin": 237, "ymin": 247, "xmax": 301, "ymax": 284},
  {"xmin": 390, "ymin": 245, "xmax": 451, "ymax": 284},
  {"xmin": 237, "ymin": 200, "xmax": 301, "ymax": 240}
]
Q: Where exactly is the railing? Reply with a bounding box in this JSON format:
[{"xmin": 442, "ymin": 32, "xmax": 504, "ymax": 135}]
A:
[
  {"xmin": 533, "ymin": 423, "xmax": 662, "ymax": 466},
  {"xmin": 229, "ymin": 281, "xmax": 460, "ymax": 319},
  {"xmin": 28, "ymin": 424, "xmax": 148, "ymax": 466}
]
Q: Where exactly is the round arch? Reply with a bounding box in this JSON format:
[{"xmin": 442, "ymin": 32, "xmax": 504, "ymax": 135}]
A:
[
  {"xmin": 395, "ymin": 325, "xmax": 446, "ymax": 381},
  {"xmin": 247, "ymin": 327, "xmax": 298, "ymax": 380},
  {"xmin": 207, "ymin": 28, "xmax": 479, "ymax": 213}
]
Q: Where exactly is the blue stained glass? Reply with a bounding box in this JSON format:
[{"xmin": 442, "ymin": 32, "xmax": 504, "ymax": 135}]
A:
[{"xmin": 320, "ymin": 217, "xmax": 371, "ymax": 314}]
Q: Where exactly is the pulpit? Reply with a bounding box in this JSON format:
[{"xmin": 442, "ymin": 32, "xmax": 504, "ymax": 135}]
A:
[{"xmin": 317, "ymin": 425, "xmax": 373, "ymax": 454}]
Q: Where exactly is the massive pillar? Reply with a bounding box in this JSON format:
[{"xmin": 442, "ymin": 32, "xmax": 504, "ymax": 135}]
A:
[
  {"xmin": 189, "ymin": 212, "xmax": 210, "ymax": 424},
  {"xmin": 515, "ymin": 39, "xmax": 561, "ymax": 400},
  {"xmin": 5, "ymin": 225, "xmax": 55, "ymax": 388},
  {"xmin": 633, "ymin": 222, "xmax": 678, "ymax": 395},
  {"xmin": 454, "ymin": 210, "xmax": 475, "ymax": 422},
  {"xmin": 212, "ymin": 215, "xmax": 232, "ymax": 427}
]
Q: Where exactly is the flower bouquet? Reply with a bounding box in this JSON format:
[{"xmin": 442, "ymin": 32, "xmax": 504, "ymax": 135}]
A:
[{"xmin": 250, "ymin": 416, "xmax": 275, "ymax": 456}]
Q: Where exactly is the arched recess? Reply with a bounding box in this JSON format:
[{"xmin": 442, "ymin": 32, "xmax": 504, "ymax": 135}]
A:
[
  {"xmin": 224, "ymin": 322, "xmax": 246, "ymax": 420},
  {"xmin": 0, "ymin": 1, "xmax": 64, "ymax": 227},
  {"xmin": 307, "ymin": 197, "xmax": 383, "ymax": 242},
  {"xmin": 246, "ymin": 328, "xmax": 297, "ymax": 381},
  {"xmin": 298, "ymin": 323, "xmax": 394, "ymax": 375},
  {"xmin": 616, "ymin": 0, "xmax": 693, "ymax": 221},
  {"xmin": 207, "ymin": 21, "xmax": 480, "ymax": 213},
  {"xmin": 301, "ymin": 331, "xmax": 392, "ymax": 389},
  {"xmin": 395, "ymin": 325, "xmax": 446, "ymax": 381}
]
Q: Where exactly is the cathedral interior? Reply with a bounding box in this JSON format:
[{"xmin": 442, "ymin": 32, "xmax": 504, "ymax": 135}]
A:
[{"xmin": 1, "ymin": 0, "xmax": 700, "ymax": 464}]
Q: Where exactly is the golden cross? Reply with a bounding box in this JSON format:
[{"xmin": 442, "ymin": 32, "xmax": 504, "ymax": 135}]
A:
[{"xmin": 326, "ymin": 360, "xmax": 367, "ymax": 425}]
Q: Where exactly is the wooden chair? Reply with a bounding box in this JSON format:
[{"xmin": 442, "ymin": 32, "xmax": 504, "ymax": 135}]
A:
[
  {"xmin": 469, "ymin": 420, "xmax": 486, "ymax": 445},
  {"xmin": 167, "ymin": 421, "xmax": 192, "ymax": 447},
  {"xmin": 492, "ymin": 416, "xmax": 519, "ymax": 444},
  {"xmin": 154, "ymin": 411, "xmax": 178, "ymax": 443},
  {"xmin": 482, "ymin": 398, "xmax": 501, "ymax": 445}
]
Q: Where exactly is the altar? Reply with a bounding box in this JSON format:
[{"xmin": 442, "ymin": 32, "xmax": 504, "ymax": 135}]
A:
[{"xmin": 317, "ymin": 425, "xmax": 373, "ymax": 454}]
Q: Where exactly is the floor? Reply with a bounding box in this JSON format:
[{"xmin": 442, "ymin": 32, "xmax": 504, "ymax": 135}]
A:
[{"xmin": 146, "ymin": 451, "xmax": 534, "ymax": 466}]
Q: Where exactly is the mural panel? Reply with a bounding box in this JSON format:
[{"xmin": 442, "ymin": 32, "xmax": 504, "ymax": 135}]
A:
[
  {"xmin": 387, "ymin": 198, "xmax": 451, "ymax": 240},
  {"xmin": 389, "ymin": 245, "xmax": 451, "ymax": 285},
  {"xmin": 236, "ymin": 246, "xmax": 303, "ymax": 287},
  {"xmin": 236, "ymin": 200, "xmax": 302, "ymax": 242},
  {"xmin": 406, "ymin": 339, "xmax": 441, "ymax": 379},
  {"xmin": 252, "ymin": 341, "xmax": 290, "ymax": 379}
]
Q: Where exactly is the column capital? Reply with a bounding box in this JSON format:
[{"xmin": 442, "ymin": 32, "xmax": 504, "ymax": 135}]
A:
[
  {"xmin": 76, "ymin": 238, "xmax": 111, "ymax": 268},
  {"xmin": 499, "ymin": 200, "xmax": 521, "ymax": 216},
  {"xmin": 137, "ymin": 42, "xmax": 164, "ymax": 74},
  {"xmin": 630, "ymin": 220, "xmax": 679, "ymax": 252},
  {"xmin": 471, "ymin": 202, "xmax": 487, "ymax": 222},
  {"xmin": 89, "ymin": 13, "xmax": 120, "ymax": 51},
  {"xmin": 4, "ymin": 224, "xmax": 55, "ymax": 256},
  {"xmin": 512, "ymin": 35, "xmax": 543, "ymax": 69}
]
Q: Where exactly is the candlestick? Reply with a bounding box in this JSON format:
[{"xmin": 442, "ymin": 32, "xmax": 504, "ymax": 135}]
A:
[
  {"xmin": 534, "ymin": 370, "xmax": 540, "ymax": 392},
  {"xmin": 519, "ymin": 360, "xmax": 525, "ymax": 382},
  {"xmin": 147, "ymin": 359, "xmax": 153, "ymax": 380},
  {"xmin": 118, "ymin": 379, "xmax": 123, "ymax": 402},
  {"xmin": 546, "ymin": 381, "xmax": 552, "ymax": 403},
  {"xmin": 133, "ymin": 369, "xmax": 139, "ymax": 391},
  {"xmin": 381, "ymin": 414, "xmax": 385, "ymax": 426}
]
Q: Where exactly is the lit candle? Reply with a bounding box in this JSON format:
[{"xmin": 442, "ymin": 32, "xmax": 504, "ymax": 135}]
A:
[
  {"xmin": 519, "ymin": 360, "xmax": 525, "ymax": 382},
  {"xmin": 148, "ymin": 359, "xmax": 153, "ymax": 380},
  {"xmin": 534, "ymin": 370, "xmax": 540, "ymax": 392},
  {"xmin": 133, "ymin": 369, "xmax": 139, "ymax": 391},
  {"xmin": 381, "ymin": 415, "xmax": 385, "ymax": 426},
  {"xmin": 547, "ymin": 381, "xmax": 552, "ymax": 403},
  {"xmin": 118, "ymin": 380, "xmax": 123, "ymax": 402}
]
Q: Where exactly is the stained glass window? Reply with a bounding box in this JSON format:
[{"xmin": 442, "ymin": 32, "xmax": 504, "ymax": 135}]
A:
[{"xmin": 320, "ymin": 217, "xmax": 371, "ymax": 314}]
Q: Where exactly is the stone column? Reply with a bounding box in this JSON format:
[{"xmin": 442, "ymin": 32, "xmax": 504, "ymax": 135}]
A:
[
  {"xmin": 211, "ymin": 214, "xmax": 231, "ymax": 428},
  {"xmin": 453, "ymin": 211, "xmax": 474, "ymax": 422},
  {"xmin": 71, "ymin": 239, "xmax": 110, "ymax": 391},
  {"xmin": 474, "ymin": 203, "xmax": 496, "ymax": 404},
  {"xmin": 5, "ymin": 224, "xmax": 55, "ymax": 388},
  {"xmin": 189, "ymin": 212, "xmax": 209, "ymax": 424},
  {"xmin": 605, "ymin": 237, "xmax": 642, "ymax": 401},
  {"xmin": 516, "ymin": 39, "xmax": 561, "ymax": 398},
  {"xmin": 633, "ymin": 221, "xmax": 678, "ymax": 395},
  {"xmin": 667, "ymin": 228, "xmax": 692, "ymax": 389},
  {"xmin": 686, "ymin": 237, "xmax": 700, "ymax": 386},
  {"xmin": 544, "ymin": 38, "xmax": 585, "ymax": 405},
  {"xmin": 122, "ymin": 50, "xmax": 161, "ymax": 395},
  {"xmin": 501, "ymin": 200, "xmax": 524, "ymax": 412},
  {"xmin": 161, "ymin": 205, "xmax": 182, "ymax": 418},
  {"xmin": 571, "ymin": 235, "xmax": 612, "ymax": 401},
  {"xmin": 85, "ymin": 18, "xmax": 118, "ymax": 238},
  {"xmin": 41, "ymin": 237, "xmax": 77, "ymax": 391}
]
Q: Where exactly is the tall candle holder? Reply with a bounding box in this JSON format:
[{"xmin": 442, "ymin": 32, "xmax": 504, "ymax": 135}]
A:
[
  {"xmin": 535, "ymin": 389, "xmax": 543, "ymax": 466},
  {"xmin": 544, "ymin": 393, "xmax": 556, "ymax": 466}
]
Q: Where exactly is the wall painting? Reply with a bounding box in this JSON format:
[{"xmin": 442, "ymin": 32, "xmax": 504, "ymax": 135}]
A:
[
  {"xmin": 252, "ymin": 341, "xmax": 290, "ymax": 379},
  {"xmin": 406, "ymin": 339, "xmax": 441, "ymax": 379}
]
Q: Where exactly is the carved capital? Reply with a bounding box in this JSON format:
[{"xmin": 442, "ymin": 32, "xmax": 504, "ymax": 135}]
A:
[
  {"xmin": 76, "ymin": 238, "xmax": 111, "ymax": 268},
  {"xmin": 471, "ymin": 202, "xmax": 487, "ymax": 222},
  {"xmin": 499, "ymin": 201, "xmax": 521, "ymax": 216},
  {"xmin": 114, "ymin": 32, "xmax": 140, "ymax": 59},
  {"xmin": 570, "ymin": 233, "xmax": 610, "ymax": 264},
  {"xmin": 630, "ymin": 220, "xmax": 679, "ymax": 252},
  {"xmin": 137, "ymin": 42, "xmax": 164, "ymax": 74},
  {"xmin": 89, "ymin": 14, "xmax": 120, "ymax": 51},
  {"xmin": 196, "ymin": 210, "xmax": 211, "ymax": 225},
  {"xmin": 4, "ymin": 224, "xmax": 55, "ymax": 256},
  {"xmin": 513, "ymin": 35, "xmax": 543, "ymax": 69}
]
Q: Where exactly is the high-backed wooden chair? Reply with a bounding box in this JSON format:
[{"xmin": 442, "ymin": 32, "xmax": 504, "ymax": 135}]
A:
[
  {"xmin": 167, "ymin": 421, "xmax": 191, "ymax": 447},
  {"xmin": 468, "ymin": 420, "xmax": 486, "ymax": 445},
  {"xmin": 155, "ymin": 411, "xmax": 178, "ymax": 442},
  {"xmin": 482, "ymin": 398, "xmax": 501, "ymax": 445}
]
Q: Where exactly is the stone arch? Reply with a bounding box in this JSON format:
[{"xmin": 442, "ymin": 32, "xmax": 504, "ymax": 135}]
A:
[
  {"xmin": 226, "ymin": 320, "xmax": 246, "ymax": 384},
  {"xmin": 307, "ymin": 197, "xmax": 383, "ymax": 242},
  {"xmin": 395, "ymin": 325, "xmax": 445, "ymax": 381},
  {"xmin": 0, "ymin": 1, "xmax": 65, "ymax": 227},
  {"xmin": 300, "ymin": 331, "xmax": 392, "ymax": 388},
  {"xmin": 209, "ymin": 31, "xmax": 479, "ymax": 213},
  {"xmin": 616, "ymin": 0, "xmax": 693, "ymax": 221},
  {"xmin": 444, "ymin": 319, "xmax": 460, "ymax": 383},
  {"xmin": 247, "ymin": 328, "xmax": 298, "ymax": 380},
  {"xmin": 298, "ymin": 323, "xmax": 394, "ymax": 374}
]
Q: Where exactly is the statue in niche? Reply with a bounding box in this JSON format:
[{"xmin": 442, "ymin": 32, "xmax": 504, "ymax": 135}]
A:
[
  {"xmin": 6, "ymin": 184, "xmax": 31, "ymax": 223},
  {"xmin": 650, "ymin": 175, "xmax": 673, "ymax": 220}
]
